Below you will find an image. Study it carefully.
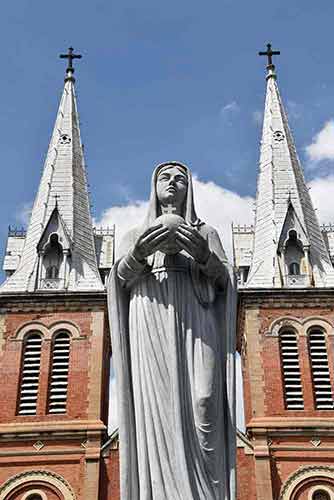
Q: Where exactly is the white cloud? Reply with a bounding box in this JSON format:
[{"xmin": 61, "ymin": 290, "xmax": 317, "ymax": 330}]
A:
[
  {"xmin": 308, "ymin": 175, "xmax": 334, "ymax": 223},
  {"xmin": 16, "ymin": 201, "xmax": 32, "ymax": 226},
  {"xmin": 252, "ymin": 110, "xmax": 262, "ymax": 125},
  {"xmin": 95, "ymin": 176, "xmax": 254, "ymax": 261},
  {"xmin": 221, "ymin": 101, "xmax": 239, "ymax": 115},
  {"xmin": 306, "ymin": 120, "xmax": 334, "ymax": 162}
]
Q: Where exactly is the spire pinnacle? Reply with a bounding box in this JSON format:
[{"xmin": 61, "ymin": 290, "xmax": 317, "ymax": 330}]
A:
[
  {"xmin": 59, "ymin": 47, "xmax": 82, "ymax": 82},
  {"xmin": 259, "ymin": 43, "xmax": 280, "ymax": 79}
]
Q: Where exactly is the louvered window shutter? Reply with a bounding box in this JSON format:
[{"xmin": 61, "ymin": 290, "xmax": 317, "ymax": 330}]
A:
[
  {"xmin": 18, "ymin": 333, "xmax": 42, "ymax": 415},
  {"xmin": 48, "ymin": 332, "xmax": 70, "ymax": 414},
  {"xmin": 308, "ymin": 330, "xmax": 334, "ymax": 410},
  {"xmin": 280, "ymin": 331, "xmax": 304, "ymax": 409}
]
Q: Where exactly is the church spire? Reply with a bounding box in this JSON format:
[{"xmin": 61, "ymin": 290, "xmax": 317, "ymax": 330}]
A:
[
  {"xmin": 246, "ymin": 45, "xmax": 334, "ymax": 288},
  {"xmin": 1, "ymin": 48, "xmax": 104, "ymax": 292}
]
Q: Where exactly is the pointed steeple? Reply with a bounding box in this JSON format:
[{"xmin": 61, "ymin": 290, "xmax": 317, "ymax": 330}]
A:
[
  {"xmin": 1, "ymin": 48, "xmax": 104, "ymax": 292},
  {"xmin": 247, "ymin": 45, "xmax": 334, "ymax": 288}
]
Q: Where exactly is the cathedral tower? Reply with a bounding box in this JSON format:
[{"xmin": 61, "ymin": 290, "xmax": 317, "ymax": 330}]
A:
[
  {"xmin": 0, "ymin": 49, "xmax": 113, "ymax": 499},
  {"xmin": 234, "ymin": 45, "xmax": 334, "ymax": 500}
]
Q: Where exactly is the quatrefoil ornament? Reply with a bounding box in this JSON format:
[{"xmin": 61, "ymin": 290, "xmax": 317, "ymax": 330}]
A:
[
  {"xmin": 273, "ymin": 130, "xmax": 284, "ymax": 141},
  {"xmin": 59, "ymin": 133, "xmax": 71, "ymax": 145}
]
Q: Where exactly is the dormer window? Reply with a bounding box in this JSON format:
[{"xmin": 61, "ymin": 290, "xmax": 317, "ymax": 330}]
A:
[
  {"xmin": 37, "ymin": 232, "xmax": 71, "ymax": 290},
  {"xmin": 283, "ymin": 229, "xmax": 309, "ymax": 287},
  {"xmin": 40, "ymin": 234, "xmax": 63, "ymax": 289}
]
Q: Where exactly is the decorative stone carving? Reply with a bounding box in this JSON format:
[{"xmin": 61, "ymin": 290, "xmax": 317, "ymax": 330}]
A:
[
  {"xmin": 273, "ymin": 130, "xmax": 284, "ymax": 141},
  {"xmin": 33, "ymin": 440, "xmax": 44, "ymax": 451},
  {"xmin": 310, "ymin": 438, "xmax": 321, "ymax": 448},
  {"xmin": 59, "ymin": 133, "xmax": 71, "ymax": 144},
  {"xmin": 279, "ymin": 466, "xmax": 334, "ymax": 500},
  {"xmin": 0, "ymin": 470, "xmax": 76, "ymax": 500}
]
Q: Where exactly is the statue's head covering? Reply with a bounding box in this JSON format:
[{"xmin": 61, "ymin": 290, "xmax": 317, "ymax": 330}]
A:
[{"xmin": 143, "ymin": 161, "xmax": 201, "ymax": 228}]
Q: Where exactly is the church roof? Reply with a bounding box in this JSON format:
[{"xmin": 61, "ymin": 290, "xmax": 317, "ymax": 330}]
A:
[
  {"xmin": 246, "ymin": 61, "xmax": 334, "ymax": 288},
  {"xmin": 0, "ymin": 53, "xmax": 104, "ymax": 292}
]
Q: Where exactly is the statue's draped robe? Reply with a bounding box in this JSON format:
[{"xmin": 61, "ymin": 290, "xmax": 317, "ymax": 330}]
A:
[{"xmin": 108, "ymin": 164, "xmax": 236, "ymax": 500}]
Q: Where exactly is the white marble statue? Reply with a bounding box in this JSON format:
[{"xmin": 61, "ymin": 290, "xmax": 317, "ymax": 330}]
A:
[{"xmin": 108, "ymin": 162, "xmax": 237, "ymax": 500}]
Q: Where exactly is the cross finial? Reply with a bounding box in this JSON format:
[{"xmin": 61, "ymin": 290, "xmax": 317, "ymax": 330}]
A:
[
  {"xmin": 59, "ymin": 47, "xmax": 82, "ymax": 82},
  {"xmin": 53, "ymin": 194, "xmax": 60, "ymax": 208},
  {"xmin": 259, "ymin": 43, "xmax": 280, "ymax": 78}
]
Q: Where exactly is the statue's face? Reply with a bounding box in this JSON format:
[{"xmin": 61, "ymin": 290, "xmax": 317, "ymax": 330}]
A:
[{"xmin": 156, "ymin": 166, "xmax": 188, "ymax": 208}]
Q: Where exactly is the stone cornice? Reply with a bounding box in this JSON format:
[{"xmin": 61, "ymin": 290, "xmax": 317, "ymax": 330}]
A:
[
  {"xmin": 247, "ymin": 417, "xmax": 334, "ymax": 435},
  {"xmin": 0, "ymin": 419, "xmax": 106, "ymax": 436},
  {"xmin": 0, "ymin": 291, "xmax": 107, "ymax": 313},
  {"xmin": 239, "ymin": 287, "xmax": 334, "ymax": 305}
]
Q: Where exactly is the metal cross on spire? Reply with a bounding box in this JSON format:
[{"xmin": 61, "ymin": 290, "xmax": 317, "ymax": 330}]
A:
[
  {"xmin": 59, "ymin": 47, "xmax": 82, "ymax": 81},
  {"xmin": 52, "ymin": 193, "xmax": 60, "ymax": 208},
  {"xmin": 259, "ymin": 43, "xmax": 280, "ymax": 67}
]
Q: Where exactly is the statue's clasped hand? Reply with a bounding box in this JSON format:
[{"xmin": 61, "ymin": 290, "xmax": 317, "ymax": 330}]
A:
[
  {"xmin": 133, "ymin": 224, "xmax": 170, "ymax": 262},
  {"xmin": 176, "ymin": 224, "xmax": 210, "ymax": 264}
]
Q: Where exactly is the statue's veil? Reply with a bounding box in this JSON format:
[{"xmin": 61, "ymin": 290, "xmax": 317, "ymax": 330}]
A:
[{"xmin": 143, "ymin": 161, "xmax": 200, "ymax": 228}]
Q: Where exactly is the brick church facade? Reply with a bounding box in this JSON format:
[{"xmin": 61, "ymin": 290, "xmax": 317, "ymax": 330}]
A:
[{"xmin": 0, "ymin": 48, "xmax": 333, "ymax": 499}]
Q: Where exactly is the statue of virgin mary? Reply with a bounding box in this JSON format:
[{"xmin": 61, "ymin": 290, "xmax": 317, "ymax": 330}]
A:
[{"xmin": 108, "ymin": 161, "xmax": 237, "ymax": 500}]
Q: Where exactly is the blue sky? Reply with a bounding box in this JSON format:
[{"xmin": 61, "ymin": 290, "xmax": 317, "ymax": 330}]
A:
[
  {"xmin": 3, "ymin": 0, "xmax": 334, "ymax": 431},
  {"xmin": 1, "ymin": 0, "xmax": 334, "ymax": 255}
]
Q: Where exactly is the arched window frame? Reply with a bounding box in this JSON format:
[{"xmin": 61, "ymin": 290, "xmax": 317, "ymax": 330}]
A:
[
  {"xmin": 17, "ymin": 331, "xmax": 44, "ymax": 416},
  {"xmin": 22, "ymin": 491, "xmax": 47, "ymax": 500},
  {"xmin": 47, "ymin": 330, "xmax": 71, "ymax": 414},
  {"xmin": 307, "ymin": 327, "xmax": 334, "ymax": 410},
  {"xmin": 279, "ymin": 328, "xmax": 304, "ymax": 410},
  {"xmin": 311, "ymin": 489, "xmax": 332, "ymax": 500}
]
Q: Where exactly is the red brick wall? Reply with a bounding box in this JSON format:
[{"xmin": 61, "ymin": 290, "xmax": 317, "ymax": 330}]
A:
[
  {"xmin": 0, "ymin": 458, "xmax": 85, "ymax": 498},
  {"xmin": 0, "ymin": 295, "xmax": 110, "ymax": 500},
  {"xmin": 102, "ymin": 449, "xmax": 120, "ymax": 500},
  {"xmin": 0, "ymin": 310, "xmax": 108, "ymax": 423},
  {"xmin": 238, "ymin": 292, "xmax": 334, "ymax": 500},
  {"xmin": 237, "ymin": 446, "xmax": 256, "ymax": 500}
]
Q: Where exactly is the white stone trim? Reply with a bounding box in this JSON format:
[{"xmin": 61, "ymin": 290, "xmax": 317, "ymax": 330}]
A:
[
  {"xmin": 22, "ymin": 489, "xmax": 48, "ymax": 500},
  {"xmin": 279, "ymin": 465, "xmax": 334, "ymax": 499},
  {"xmin": 14, "ymin": 322, "xmax": 49, "ymax": 341},
  {"xmin": 0, "ymin": 470, "xmax": 76, "ymax": 499},
  {"xmin": 266, "ymin": 316, "xmax": 301, "ymax": 337},
  {"xmin": 49, "ymin": 320, "xmax": 81, "ymax": 339},
  {"xmin": 308, "ymin": 485, "xmax": 334, "ymax": 500},
  {"xmin": 267, "ymin": 316, "xmax": 334, "ymax": 337},
  {"xmin": 13, "ymin": 320, "xmax": 82, "ymax": 341}
]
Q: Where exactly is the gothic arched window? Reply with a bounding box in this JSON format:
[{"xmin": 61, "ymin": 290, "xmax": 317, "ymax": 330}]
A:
[
  {"xmin": 308, "ymin": 329, "xmax": 334, "ymax": 410},
  {"xmin": 48, "ymin": 331, "xmax": 71, "ymax": 414},
  {"xmin": 279, "ymin": 330, "xmax": 304, "ymax": 410},
  {"xmin": 18, "ymin": 333, "xmax": 43, "ymax": 415}
]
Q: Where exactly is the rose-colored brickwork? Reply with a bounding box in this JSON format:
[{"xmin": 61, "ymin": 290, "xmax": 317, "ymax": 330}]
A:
[{"xmin": 237, "ymin": 290, "xmax": 334, "ymax": 500}]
